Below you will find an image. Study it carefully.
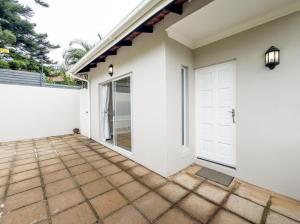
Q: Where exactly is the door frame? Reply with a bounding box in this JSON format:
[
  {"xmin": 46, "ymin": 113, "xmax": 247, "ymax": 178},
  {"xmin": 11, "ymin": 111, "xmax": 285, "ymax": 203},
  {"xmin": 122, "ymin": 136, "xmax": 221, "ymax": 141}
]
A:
[
  {"xmin": 195, "ymin": 60, "xmax": 237, "ymax": 169},
  {"xmin": 98, "ymin": 72, "xmax": 134, "ymax": 158}
]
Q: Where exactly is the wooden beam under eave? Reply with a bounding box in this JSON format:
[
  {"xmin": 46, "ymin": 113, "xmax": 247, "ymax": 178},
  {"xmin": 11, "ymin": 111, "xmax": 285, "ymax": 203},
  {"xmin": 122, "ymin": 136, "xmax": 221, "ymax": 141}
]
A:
[
  {"xmin": 117, "ymin": 40, "xmax": 132, "ymax": 47},
  {"xmin": 104, "ymin": 50, "xmax": 117, "ymax": 56},
  {"xmin": 79, "ymin": 67, "xmax": 90, "ymax": 73},
  {"xmin": 136, "ymin": 25, "xmax": 153, "ymax": 33},
  {"xmin": 166, "ymin": 3, "xmax": 183, "ymax": 15}
]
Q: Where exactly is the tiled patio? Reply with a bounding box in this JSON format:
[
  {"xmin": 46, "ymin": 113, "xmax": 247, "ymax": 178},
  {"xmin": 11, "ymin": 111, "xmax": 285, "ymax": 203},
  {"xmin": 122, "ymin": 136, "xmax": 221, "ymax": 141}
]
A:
[{"xmin": 0, "ymin": 135, "xmax": 299, "ymax": 224}]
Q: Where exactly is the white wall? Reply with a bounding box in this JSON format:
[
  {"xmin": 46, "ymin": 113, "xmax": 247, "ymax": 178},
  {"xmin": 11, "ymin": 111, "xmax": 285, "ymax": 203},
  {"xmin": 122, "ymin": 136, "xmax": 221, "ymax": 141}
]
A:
[
  {"xmin": 193, "ymin": 12, "xmax": 300, "ymax": 200},
  {"xmin": 165, "ymin": 36, "xmax": 195, "ymax": 175},
  {"xmin": 0, "ymin": 84, "xmax": 80, "ymax": 142},
  {"xmin": 88, "ymin": 22, "xmax": 168, "ymax": 176},
  {"xmin": 80, "ymin": 88, "xmax": 90, "ymax": 137}
]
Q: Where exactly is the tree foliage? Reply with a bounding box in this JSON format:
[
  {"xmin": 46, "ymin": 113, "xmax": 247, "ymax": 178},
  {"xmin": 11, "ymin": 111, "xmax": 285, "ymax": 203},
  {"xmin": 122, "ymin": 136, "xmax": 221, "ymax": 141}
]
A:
[
  {"xmin": 0, "ymin": 0, "xmax": 59, "ymax": 67},
  {"xmin": 63, "ymin": 39, "xmax": 94, "ymax": 68}
]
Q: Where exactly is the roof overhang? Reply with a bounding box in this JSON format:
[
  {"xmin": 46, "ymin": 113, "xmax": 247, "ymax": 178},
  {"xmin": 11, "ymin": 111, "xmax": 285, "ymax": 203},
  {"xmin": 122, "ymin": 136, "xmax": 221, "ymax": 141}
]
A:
[
  {"xmin": 69, "ymin": 0, "xmax": 188, "ymax": 75},
  {"xmin": 166, "ymin": 0, "xmax": 300, "ymax": 49}
]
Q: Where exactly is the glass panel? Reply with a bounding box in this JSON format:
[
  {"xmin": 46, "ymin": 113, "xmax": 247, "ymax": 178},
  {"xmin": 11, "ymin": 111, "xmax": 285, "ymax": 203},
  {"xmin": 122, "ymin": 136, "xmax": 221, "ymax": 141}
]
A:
[{"xmin": 114, "ymin": 76, "xmax": 131, "ymax": 151}]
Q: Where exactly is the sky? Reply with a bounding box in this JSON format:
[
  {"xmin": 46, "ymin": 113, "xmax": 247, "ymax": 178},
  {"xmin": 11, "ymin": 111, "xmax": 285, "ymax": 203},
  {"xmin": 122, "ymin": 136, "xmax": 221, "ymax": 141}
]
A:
[{"xmin": 18, "ymin": 0, "xmax": 144, "ymax": 64}]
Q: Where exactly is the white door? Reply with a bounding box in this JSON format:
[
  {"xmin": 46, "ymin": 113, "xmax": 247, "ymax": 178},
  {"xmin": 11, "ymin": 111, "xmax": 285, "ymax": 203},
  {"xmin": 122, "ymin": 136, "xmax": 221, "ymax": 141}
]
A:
[
  {"xmin": 195, "ymin": 61, "xmax": 236, "ymax": 167},
  {"xmin": 80, "ymin": 88, "xmax": 90, "ymax": 137}
]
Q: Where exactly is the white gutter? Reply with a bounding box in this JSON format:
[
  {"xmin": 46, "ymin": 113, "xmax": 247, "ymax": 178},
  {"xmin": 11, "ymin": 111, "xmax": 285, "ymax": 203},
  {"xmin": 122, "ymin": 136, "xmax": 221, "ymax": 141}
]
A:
[
  {"xmin": 69, "ymin": 73, "xmax": 91, "ymax": 139},
  {"xmin": 68, "ymin": 0, "xmax": 174, "ymax": 75}
]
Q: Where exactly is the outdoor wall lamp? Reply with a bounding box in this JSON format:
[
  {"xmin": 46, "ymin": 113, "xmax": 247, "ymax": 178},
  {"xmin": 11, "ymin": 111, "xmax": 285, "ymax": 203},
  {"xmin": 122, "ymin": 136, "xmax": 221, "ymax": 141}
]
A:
[
  {"xmin": 108, "ymin": 64, "xmax": 114, "ymax": 76},
  {"xmin": 265, "ymin": 46, "xmax": 280, "ymax": 70}
]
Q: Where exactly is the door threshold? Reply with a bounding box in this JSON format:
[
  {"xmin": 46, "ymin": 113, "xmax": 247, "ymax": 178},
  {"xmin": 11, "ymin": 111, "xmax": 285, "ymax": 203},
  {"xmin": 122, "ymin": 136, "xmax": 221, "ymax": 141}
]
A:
[{"xmin": 196, "ymin": 157, "xmax": 236, "ymax": 170}]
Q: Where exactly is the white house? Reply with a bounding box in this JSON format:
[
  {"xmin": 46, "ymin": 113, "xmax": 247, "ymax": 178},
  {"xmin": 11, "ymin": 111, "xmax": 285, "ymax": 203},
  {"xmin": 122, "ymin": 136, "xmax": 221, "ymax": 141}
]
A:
[{"xmin": 69, "ymin": 0, "xmax": 300, "ymax": 201}]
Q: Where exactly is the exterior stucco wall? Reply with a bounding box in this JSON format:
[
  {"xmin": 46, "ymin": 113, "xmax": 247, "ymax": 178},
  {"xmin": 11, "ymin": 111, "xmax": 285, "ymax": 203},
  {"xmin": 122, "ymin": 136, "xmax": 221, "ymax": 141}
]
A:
[
  {"xmin": 88, "ymin": 22, "xmax": 168, "ymax": 176},
  {"xmin": 193, "ymin": 12, "xmax": 300, "ymax": 200},
  {"xmin": 165, "ymin": 37, "xmax": 195, "ymax": 175}
]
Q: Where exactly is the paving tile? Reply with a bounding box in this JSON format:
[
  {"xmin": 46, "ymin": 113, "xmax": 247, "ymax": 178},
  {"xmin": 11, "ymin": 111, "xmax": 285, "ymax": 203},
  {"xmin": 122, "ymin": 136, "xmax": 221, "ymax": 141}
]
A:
[
  {"xmin": 45, "ymin": 177, "xmax": 76, "ymax": 197},
  {"xmin": 157, "ymin": 182, "xmax": 188, "ymax": 203},
  {"xmin": 134, "ymin": 192, "xmax": 171, "ymax": 222},
  {"xmin": 0, "ymin": 168, "xmax": 9, "ymax": 177},
  {"xmin": 173, "ymin": 173, "xmax": 202, "ymax": 190},
  {"xmin": 65, "ymin": 158, "xmax": 86, "ymax": 167},
  {"xmin": 91, "ymin": 159, "xmax": 111, "ymax": 168},
  {"xmin": 0, "ymin": 185, "xmax": 5, "ymax": 198},
  {"xmin": 119, "ymin": 181, "xmax": 150, "ymax": 201},
  {"xmin": 128, "ymin": 166, "xmax": 150, "ymax": 178},
  {"xmin": 61, "ymin": 153, "xmax": 80, "ymax": 161},
  {"xmin": 39, "ymin": 158, "xmax": 61, "ymax": 167},
  {"xmin": 1, "ymin": 201, "xmax": 47, "ymax": 224},
  {"xmin": 15, "ymin": 158, "xmax": 36, "ymax": 166},
  {"xmin": 85, "ymin": 155, "xmax": 103, "ymax": 162},
  {"xmin": 107, "ymin": 171, "xmax": 133, "ymax": 187},
  {"xmin": 48, "ymin": 188, "xmax": 85, "ymax": 215},
  {"xmin": 12, "ymin": 163, "xmax": 38, "ymax": 174},
  {"xmin": 0, "ymin": 162, "xmax": 11, "ymax": 170},
  {"xmin": 179, "ymin": 193, "xmax": 218, "ymax": 223},
  {"xmin": 90, "ymin": 190, "xmax": 128, "ymax": 218},
  {"xmin": 195, "ymin": 182, "xmax": 228, "ymax": 204},
  {"xmin": 155, "ymin": 207, "xmax": 199, "ymax": 224},
  {"xmin": 7, "ymin": 177, "xmax": 41, "ymax": 196},
  {"xmin": 69, "ymin": 163, "xmax": 93, "ymax": 175},
  {"xmin": 224, "ymin": 194, "xmax": 264, "ymax": 224},
  {"xmin": 10, "ymin": 169, "xmax": 39, "ymax": 183},
  {"xmin": 51, "ymin": 202, "xmax": 97, "ymax": 224},
  {"xmin": 74, "ymin": 170, "xmax": 101, "ymax": 185},
  {"xmin": 80, "ymin": 151, "xmax": 97, "ymax": 157},
  {"xmin": 98, "ymin": 164, "xmax": 121, "ymax": 176},
  {"xmin": 139, "ymin": 173, "xmax": 167, "ymax": 189},
  {"xmin": 109, "ymin": 155, "xmax": 127, "ymax": 163},
  {"xmin": 184, "ymin": 164, "xmax": 202, "ymax": 175},
  {"xmin": 266, "ymin": 211, "xmax": 299, "ymax": 224},
  {"xmin": 96, "ymin": 148, "xmax": 110, "ymax": 154},
  {"xmin": 103, "ymin": 205, "xmax": 149, "ymax": 224},
  {"xmin": 119, "ymin": 160, "xmax": 137, "ymax": 170},
  {"xmin": 81, "ymin": 178, "xmax": 113, "ymax": 199},
  {"xmin": 0, "ymin": 176, "xmax": 8, "ymax": 187},
  {"xmin": 102, "ymin": 151, "xmax": 118, "ymax": 158},
  {"xmin": 235, "ymin": 182, "xmax": 270, "ymax": 206},
  {"xmin": 4, "ymin": 187, "xmax": 43, "ymax": 211},
  {"xmin": 270, "ymin": 196, "xmax": 300, "ymax": 222},
  {"xmin": 41, "ymin": 163, "xmax": 65, "ymax": 175},
  {"xmin": 210, "ymin": 209, "xmax": 251, "ymax": 224},
  {"xmin": 43, "ymin": 169, "xmax": 70, "ymax": 184}
]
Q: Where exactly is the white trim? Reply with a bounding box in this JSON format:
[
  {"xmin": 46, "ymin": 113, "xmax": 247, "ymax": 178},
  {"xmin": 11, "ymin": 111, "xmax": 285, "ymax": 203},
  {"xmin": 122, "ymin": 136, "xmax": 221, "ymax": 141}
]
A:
[
  {"xmin": 69, "ymin": 0, "xmax": 174, "ymax": 75},
  {"xmin": 166, "ymin": 2, "xmax": 300, "ymax": 49}
]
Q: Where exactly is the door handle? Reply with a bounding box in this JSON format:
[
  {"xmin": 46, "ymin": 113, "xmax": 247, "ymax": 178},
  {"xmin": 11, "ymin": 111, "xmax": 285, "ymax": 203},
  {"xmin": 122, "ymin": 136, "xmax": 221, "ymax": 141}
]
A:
[{"xmin": 229, "ymin": 109, "xmax": 235, "ymax": 123}]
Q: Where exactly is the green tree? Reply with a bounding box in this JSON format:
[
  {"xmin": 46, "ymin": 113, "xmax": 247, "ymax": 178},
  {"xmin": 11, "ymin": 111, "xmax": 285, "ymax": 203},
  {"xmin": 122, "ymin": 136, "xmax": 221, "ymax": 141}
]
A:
[
  {"xmin": 0, "ymin": 0, "xmax": 59, "ymax": 65},
  {"xmin": 63, "ymin": 39, "xmax": 94, "ymax": 68}
]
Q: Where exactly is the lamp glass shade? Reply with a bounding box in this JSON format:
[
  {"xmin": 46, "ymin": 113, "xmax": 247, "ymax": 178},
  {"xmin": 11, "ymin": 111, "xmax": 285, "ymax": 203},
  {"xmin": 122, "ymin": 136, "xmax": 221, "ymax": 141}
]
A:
[
  {"xmin": 265, "ymin": 46, "xmax": 280, "ymax": 69},
  {"xmin": 108, "ymin": 64, "xmax": 113, "ymax": 76}
]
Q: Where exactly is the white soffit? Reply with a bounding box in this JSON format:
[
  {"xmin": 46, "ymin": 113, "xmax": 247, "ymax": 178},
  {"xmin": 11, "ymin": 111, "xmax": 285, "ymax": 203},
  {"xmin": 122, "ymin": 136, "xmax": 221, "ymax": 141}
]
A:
[{"xmin": 166, "ymin": 0, "xmax": 300, "ymax": 49}]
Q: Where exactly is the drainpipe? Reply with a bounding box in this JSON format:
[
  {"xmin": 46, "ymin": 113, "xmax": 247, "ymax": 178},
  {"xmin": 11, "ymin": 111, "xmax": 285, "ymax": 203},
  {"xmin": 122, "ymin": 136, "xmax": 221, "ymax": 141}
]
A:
[{"xmin": 69, "ymin": 73, "xmax": 91, "ymax": 139}]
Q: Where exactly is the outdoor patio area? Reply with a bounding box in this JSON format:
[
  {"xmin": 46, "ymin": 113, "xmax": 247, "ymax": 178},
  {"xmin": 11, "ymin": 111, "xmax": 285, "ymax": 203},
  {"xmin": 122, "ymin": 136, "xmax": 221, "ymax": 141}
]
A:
[{"xmin": 0, "ymin": 134, "xmax": 299, "ymax": 224}]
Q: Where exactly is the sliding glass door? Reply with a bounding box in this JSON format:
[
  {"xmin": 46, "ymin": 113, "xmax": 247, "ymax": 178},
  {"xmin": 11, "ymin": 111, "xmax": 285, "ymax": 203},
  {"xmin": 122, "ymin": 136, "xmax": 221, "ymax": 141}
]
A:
[{"xmin": 101, "ymin": 75, "xmax": 131, "ymax": 151}]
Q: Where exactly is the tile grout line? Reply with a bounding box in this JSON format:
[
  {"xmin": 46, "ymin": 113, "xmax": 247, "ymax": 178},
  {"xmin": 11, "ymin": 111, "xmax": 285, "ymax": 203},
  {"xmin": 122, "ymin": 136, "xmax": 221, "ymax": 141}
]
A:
[
  {"xmin": 75, "ymin": 135, "xmax": 209, "ymax": 224},
  {"xmin": 48, "ymin": 137, "xmax": 102, "ymax": 224},
  {"xmin": 0, "ymin": 140, "xmax": 17, "ymax": 222},
  {"xmin": 260, "ymin": 196, "xmax": 272, "ymax": 224},
  {"xmin": 33, "ymin": 139, "xmax": 53, "ymax": 224},
  {"xmin": 73, "ymin": 136, "xmax": 157, "ymax": 223}
]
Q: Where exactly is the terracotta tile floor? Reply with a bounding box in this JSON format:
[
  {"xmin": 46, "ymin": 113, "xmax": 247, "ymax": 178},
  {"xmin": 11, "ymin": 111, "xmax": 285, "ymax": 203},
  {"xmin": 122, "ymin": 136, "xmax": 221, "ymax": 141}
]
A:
[{"xmin": 0, "ymin": 135, "xmax": 299, "ymax": 224}]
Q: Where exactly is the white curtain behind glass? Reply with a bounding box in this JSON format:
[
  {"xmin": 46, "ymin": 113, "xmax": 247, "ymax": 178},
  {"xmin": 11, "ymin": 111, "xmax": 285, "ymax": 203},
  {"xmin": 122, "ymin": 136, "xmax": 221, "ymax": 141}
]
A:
[{"xmin": 101, "ymin": 85, "xmax": 111, "ymax": 141}]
